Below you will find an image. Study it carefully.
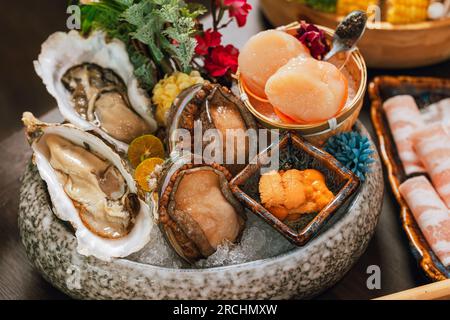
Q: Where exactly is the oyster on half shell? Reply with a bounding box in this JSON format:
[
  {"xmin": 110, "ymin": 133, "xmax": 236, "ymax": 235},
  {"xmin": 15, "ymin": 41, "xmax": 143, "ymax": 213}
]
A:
[
  {"xmin": 153, "ymin": 155, "xmax": 246, "ymax": 263},
  {"xmin": 34, "ymin": 31, "xmax": 158, "ymax": 152},
  {"xmin": 22, "ymin": 112, "xmax": 153, "ymax": 261}
]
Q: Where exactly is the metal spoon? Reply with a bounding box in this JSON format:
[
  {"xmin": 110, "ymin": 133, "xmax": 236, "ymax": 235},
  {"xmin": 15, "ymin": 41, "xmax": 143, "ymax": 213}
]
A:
[{"xmin": 324, "ymin": 10, "xmax": 368, "ymax": 61}]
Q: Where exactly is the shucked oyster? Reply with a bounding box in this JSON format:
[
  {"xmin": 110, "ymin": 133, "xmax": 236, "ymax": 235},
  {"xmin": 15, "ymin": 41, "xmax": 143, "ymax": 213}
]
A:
[
  {"xmin": 61, "ymin": 63, "xmax": 152, "ymax": 144},
  {"xmin": 22, "ymin": 112, "xmax": 153, "ymax": 261},
  {"xmin": 34, "ymin": 31, "xmax": 157, "ymax": 152},
  {"xmin": 154, "ymin": 155, "xmax": 246, "ymax": 263},
  {"xmin": 167, "ymin": 83, "xmax": 258, "ymax": 175}
]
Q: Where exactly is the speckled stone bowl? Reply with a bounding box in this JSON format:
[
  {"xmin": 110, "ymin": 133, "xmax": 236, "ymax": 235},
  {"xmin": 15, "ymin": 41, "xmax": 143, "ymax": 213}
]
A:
[{"xmin": 18, "ymin": 122, "xmax": 383, "ymax": 300}]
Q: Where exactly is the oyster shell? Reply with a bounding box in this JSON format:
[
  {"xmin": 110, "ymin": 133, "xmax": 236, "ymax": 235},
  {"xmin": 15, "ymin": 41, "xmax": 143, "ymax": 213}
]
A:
[
  {"xmin": 154, "ymin": 155, "xmax": 246, "ymax": 263},
  {"xmin": 167, "ymin": 83, "xmax": 258, "ymax": 175},
  {"xmin": 22, "ymin": 112, "xmax": 153, "ymax": 261},
  {"xmin": 34, "ymin": 31, "xmax": 157, "ymax": 152}
]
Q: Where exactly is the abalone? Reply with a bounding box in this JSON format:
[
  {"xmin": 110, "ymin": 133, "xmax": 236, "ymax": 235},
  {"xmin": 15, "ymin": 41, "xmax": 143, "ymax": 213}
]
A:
[
  {"xmin": 167, "ymin": 83, "xmax": 258, "ymax": 175},
  {"xmin": 154, "ymin": 156, "xmax": 246, "ymax": 263}
]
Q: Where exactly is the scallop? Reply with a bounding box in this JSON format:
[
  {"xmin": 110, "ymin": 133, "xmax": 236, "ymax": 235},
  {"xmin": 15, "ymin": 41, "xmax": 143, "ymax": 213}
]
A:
[
  {"xmin": 238, "ymin": 30, "xmax": 310, "ymax": 98},
  {"xmin": 265, "ymin": 56, "xmax": 348, "ymax": 123},
  {"xmin": 34, "ymin": 31, "xmax": 158, "ymax": 152},
  {"xmin": 22, "ymin": 112, "xmax": 153, "ymax": 261}
]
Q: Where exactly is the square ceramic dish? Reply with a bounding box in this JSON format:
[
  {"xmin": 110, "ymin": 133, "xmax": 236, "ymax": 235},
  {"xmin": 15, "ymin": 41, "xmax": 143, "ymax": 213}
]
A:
[
  {"xmin": 370, "ymin": 75, "xmax": 450, "ymax": 281},
  {"xmin": 230, "ymin": 132, "xmax": 360, "ymax": 246}
]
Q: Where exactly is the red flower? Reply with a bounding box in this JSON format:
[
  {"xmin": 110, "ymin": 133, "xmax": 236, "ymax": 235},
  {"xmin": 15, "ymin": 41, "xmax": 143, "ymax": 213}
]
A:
[
  {"xmin": 223, "ymin": 0, "xmax": 252, "ymax": 27},
  {"xmin": 204, "ymin": 44, "xmax": 239, "ymax": 77},
  {"xmin": 295, "ymin": 22, "xmax": 330, "ymax": 60},
  {"xmin": 195, "ymin": 29, "xmax": 222, "ymax": 55}
]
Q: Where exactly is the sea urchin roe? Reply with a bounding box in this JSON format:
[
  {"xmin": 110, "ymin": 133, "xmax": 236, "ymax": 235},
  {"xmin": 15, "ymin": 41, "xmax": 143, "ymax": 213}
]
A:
[
  {"xmin": 259, "ymin": 169, "xmax": 334, "ymax": 221},
  {"xmin": 281, "ymin": 169, "xmax": 306, "ymax": 209}
]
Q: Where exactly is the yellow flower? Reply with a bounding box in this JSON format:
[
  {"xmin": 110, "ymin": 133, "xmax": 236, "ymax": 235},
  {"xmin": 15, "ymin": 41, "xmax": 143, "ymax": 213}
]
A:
[{"xmin": 152, "ymin": 71, "xmax": 204, "ymax": 126}]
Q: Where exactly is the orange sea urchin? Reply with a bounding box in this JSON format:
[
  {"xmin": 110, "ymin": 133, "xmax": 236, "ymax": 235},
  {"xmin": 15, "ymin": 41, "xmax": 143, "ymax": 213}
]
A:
[{"xmin": 259, "ymin": 169, "xmax": 334, "ymax": 221}]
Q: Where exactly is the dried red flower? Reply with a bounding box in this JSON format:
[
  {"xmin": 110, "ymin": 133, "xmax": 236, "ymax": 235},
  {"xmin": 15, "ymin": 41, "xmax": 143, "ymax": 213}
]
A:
[
  {"xmin": 223, "ymin": 0, "xmax": 252, "ymax": 27},
  {"xmin": 195, "ymin": 29, "xmax": 222, "ymax": 56},
  {"xmin": 295, "ymin": 22, "xmax": 330, "ymax": 60},
  {"xmin": 204, "ymin": 44, "xmax": 239, "ymax": 77}
]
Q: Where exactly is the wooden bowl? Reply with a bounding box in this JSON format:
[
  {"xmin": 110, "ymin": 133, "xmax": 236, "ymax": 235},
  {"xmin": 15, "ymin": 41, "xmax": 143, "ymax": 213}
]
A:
[
  {"xmin": 260, "ymin": 0, "xmax": 450, "ymax": 69},
  {"xmin": 230, "ymin": 132, "xmax": 360, "ymax": 246},
  {"xmin": 370, "ymin": 75, "xmax": 450, "ymax": 281},
  {"xmin": 236, "ymin": 23, "xmax": 367, "ymax": 146}
]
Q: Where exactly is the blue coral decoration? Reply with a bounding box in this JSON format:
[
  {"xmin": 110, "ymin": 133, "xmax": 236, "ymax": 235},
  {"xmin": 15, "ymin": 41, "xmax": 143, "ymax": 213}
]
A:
[{"xmin": 324, "ymin": 131, "xmax": 375, "ymax": 181}]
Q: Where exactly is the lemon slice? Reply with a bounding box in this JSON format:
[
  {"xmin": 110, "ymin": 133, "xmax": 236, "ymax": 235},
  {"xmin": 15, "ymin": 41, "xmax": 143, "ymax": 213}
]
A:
[
  {"xmin": 128, "ymin": 134, "xmax": 165, "ymax": 168},
  {"xmin": 134, "ymin": 157, "xmax": 165, "ymax": 192}
]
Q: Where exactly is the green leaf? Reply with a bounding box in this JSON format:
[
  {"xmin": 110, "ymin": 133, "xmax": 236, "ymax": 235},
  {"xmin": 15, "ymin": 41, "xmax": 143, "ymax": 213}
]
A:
[
  {"xmin": 172, "ymin": 37, "xmax": 196, "ymax": 72},
  {"xmin": 116, "ymin": 0, "xmax": 135, "ymax": 7},
  {"xmin": 80, "ymin": 0, "xmax": 202, "ymax": 88},
  {"xmin": 121, "ymin": 1, "xmax": 150, "ymax": 26},
  {"xmin": 184, "ymin": 2, "xmax": 207, "ymax": 18},
  {"xmin": 132, "ymin": 18, "xmax": 165, "ymax": 62},
  {"xmin": 156, "ymin": 1, "xmax": 179, "ymax": 23},
  {"xmin": 134, "ymin": 62, "xmax": 157, "ymax": 89}
]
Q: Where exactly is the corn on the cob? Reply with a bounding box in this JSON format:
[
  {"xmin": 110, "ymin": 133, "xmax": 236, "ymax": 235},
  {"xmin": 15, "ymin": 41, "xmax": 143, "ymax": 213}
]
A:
[
  {"xmin": 304, "ymin": 0, "xmax": 337, "ymax": 13},
  {"xmin": 386, "ymin": 0, "xmax": 430, "ymax": 24},
  {"xmin": 337, "ymin": 0, "xmax": 379, "ymax": 16}
]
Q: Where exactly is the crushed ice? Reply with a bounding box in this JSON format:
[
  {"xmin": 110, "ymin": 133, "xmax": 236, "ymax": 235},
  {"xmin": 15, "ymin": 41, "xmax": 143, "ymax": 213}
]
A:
[{"xmin": 129, "ymin": 212, "xmax": 295, "ymax": 269}]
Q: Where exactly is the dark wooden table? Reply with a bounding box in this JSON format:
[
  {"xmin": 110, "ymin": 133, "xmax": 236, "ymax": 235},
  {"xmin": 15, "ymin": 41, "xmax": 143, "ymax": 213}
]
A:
[{"xmin": 0, "ymin": 0, "xmax": 448, "ymax": 300}]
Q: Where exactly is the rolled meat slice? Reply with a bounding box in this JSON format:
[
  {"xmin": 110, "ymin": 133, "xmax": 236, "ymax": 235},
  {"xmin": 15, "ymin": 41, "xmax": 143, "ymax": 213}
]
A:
[
  {"xmin": 421, "ymin": 98, "xmax": 450, "ymax": 130},
  {"xmin": 411, "ymin": 123, "xmax": 450, "ymax": 208},
  {"xmin": 399, "ymin": 176, "xmax": 450, "ymax": 267},
  {"xmin": 383, "ymin": 95, "xmax": 425, "ymax": 175}
]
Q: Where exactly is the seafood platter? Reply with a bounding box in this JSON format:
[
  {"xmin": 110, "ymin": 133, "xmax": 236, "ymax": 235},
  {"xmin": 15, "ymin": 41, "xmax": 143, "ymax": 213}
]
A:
[
  {"xmin": 371, "ymin": 76, "xmax": 450, "ymax": 281},
  {"xmin": 260, "ymin": 0, "xmax": 450, "ymax": 68},
  {"xmin": 18, "ymin": 1, "xmax": 383, "ymax": 299}
]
